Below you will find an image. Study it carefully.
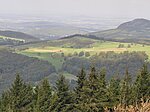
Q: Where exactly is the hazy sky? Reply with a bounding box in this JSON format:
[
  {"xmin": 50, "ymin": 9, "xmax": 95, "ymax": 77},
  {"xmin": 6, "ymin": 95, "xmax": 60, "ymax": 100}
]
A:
[{"xmin": 0, "ymin": 0, "xmax": 150, "ymax": 19}]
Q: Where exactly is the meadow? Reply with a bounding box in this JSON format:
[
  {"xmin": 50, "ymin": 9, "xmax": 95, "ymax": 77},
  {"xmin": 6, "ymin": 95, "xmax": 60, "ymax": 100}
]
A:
[{"xmin": 18, "ymin": 39, "xmax": 150, "ymax": 71}]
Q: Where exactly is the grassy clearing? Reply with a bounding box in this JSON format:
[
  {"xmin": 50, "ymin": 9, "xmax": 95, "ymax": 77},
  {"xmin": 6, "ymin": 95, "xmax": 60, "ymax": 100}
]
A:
[
  {"xmin": 19, "ymin": 51, "xmax": 64, "ymax": 71},
  {"xmin": 19, "ymin": 41, "xmax": 150, "ymax": 56},
  {"xmin": 17, "ymin": 40, "xmax": 150, "ymax": 71}
]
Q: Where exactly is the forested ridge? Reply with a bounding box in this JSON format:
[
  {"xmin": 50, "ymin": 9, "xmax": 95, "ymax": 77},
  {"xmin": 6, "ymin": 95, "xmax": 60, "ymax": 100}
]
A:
[
  {"xmin": 0, "ymin": 50, "xmax": 56, "ymax": 94},
  {"xmin": 62, "ymin": 51, "xmax": 148, "ymax": 79},
  {"xmin": 0, "ymin": 65, "xmax": 149, "ymax": 112}
]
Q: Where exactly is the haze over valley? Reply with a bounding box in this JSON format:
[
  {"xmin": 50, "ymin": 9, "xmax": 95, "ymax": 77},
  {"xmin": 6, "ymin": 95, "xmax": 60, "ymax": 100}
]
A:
[{"xmin": 0, "ymin": 0, "xmax": 150, "ymax": 111}]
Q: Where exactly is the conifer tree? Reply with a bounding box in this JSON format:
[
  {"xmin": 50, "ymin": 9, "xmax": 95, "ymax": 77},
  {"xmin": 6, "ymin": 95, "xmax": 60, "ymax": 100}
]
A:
[
  {"xmin": 9, "ymin": 74, "xmax": 33, "ymax": 112},
  {"xmin": 74, "ymin": 68, "xmax": 87, "ymax": 111},
  {"xmin": 96, "ymin": 68, "xmax": 109, "ymax": 110},
  {"xmin": 107, "ymin": 75, "xmax": 121, "ymax": 109},
  {"xmin": 49, "ymin": 92, "xmax": 59, "ymax": 112},
  {"xmin": 0, "ymin": 91, "xmax": 11, "ymax": 112},
  {"xmin": 53, "ymin": 75, "xmax": 73, "ymax": 112},
  {"xmin": 134, "ymin": 64, "xmax": 150, "ymax": 104},
  {"xmin": 78, "ymin": 67, "xmax": 104, "ymax": 111},
  {"xmin": 75, "ymin": 68, "xmax": 86, "ymax": 102},
  {"xmin": 36, "ymin": 78, "xmax": 52, "ymax": 112},
  {"xmin": 120, "ymin": 68, "xmax": 132, "ymax": 109}
]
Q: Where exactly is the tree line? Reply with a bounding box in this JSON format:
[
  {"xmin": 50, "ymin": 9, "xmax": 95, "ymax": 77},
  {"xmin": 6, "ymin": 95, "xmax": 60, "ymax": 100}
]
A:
[
  {"xmin": 0, "ymin": 64, "xmax": 150, "ymax": 112},
  {"xmin": 62, "ymin": 51, "xmax": 148, "ymax": 79}
]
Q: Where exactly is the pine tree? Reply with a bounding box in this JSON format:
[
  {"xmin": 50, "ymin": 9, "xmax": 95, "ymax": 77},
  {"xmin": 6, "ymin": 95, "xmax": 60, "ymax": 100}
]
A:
[
  {"xmin": 75, "ymin": 68, "xmax": 86, "ymax": 102},
  {"xmin": 107, "ymin": 75, "xmax": 121, "ymax": 110},
  {"xmin": 53, "ymin": 75, "xmax": 73, "ymax": 112},
  {"xmin": 134, "ymin": 64, "xmax": 150, "ymax": 104},
  {"xmin": 0, "ymin": 91, "xmax": 11, "ymax": 112},
  {"xmin": 78, "ymin": 67, "xmax": 104, "ymax": 112},
  {"xmin": 96, "ymin": 68, "xmax": 108, "ymax": 110},
  {"xmin": 49, "ymin": 92, "xmax": 58, "ymax": 112},
  {"xmin": 36, "ymin": 78, "xmax": 52, "ymax": 112},
  {"xmin": 98, "ymin": 68, "xmax": 107, "ymax": 98},
  {"xmin": 74, "ymin": 68, "xmax": 87, "ymax": 111},
  {"xmin": 9, "ymin": 74, "xmax": 33, "ymax": 112},
  {"xmin": 120, "ymin": 68, "xmax": 132, "ymax": 109}
]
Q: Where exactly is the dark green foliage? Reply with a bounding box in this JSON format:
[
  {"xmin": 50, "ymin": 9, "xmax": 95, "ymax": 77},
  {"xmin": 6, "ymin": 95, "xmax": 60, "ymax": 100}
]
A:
[
  {"xmin": 78, "ymin": 51, "xmax": 84, "ymax": 57},
  {"xmin": 0, "ymin": 91, "xmax": 11, "ymax": 112},
  {"xmin": 36, "ymin": 79, "xmax": 52, "ymax": 112},
  {"xmin": 62, "ymin": 51, "xmax": 148, "ymax": 79},
  {"xmin": 53, "ymin": 75, "xmax": 73, "ymax": 112},
  {"xmin": 118, "ymin": 44, "xmax": 124, "ymax": 48},
  {"xmin": 107, "ymin": 75, "xmax": 121, "ymax": 109},
  {"xmin": 0, "ymin": 50, "xmax": 56, "ymax": 94},
  {"xmin": 97, "ymin": 68, "xmax": 108, "ymax": 106},
  {"xmin": 73, "ymin": 51, "xmax": 78, "ymax": 56},
  {"xmin": 85, "ymin": 52, "xmax": 90, "ymax": 57},
  {"xmin": 127, "ymin": 44, "xmax": 131, "ymax": 48},
  {"xmin": 0, "ymin": 64, "xmax": 150, "ymax": 112},
  {"xmin": 0, "ymin": 74, "xmax": 34, "ymax": 112},
  {"xmin": 134, "ymin": 64, "xmax": 150, "ymax": 104},
  {"xmin": 120, "ymin": 68, "xmax": 132, "ymax": 109},
  {"xmin": 61, "ymin": 52, "xmax": 65, "ymax": 57},
  {"xmin": 75, "ymin": 67, "xmax": 105, "ymax": 111},
  {"xmin": 75, "ymin": 68, "xmax": 86, "ymax": 100}
]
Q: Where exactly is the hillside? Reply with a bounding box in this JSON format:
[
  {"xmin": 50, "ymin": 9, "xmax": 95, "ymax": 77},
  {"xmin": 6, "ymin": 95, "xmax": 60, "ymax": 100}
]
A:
[
  {"xmin": 0, "ymin": 50, "xmax": 56, "ymax": 94},
  {"xmin": 15, "ymin": 35, "xmax": 99, "ymax": 49},
  {"xmin": 91, "ymin": 18, "xmax": 150, "ymax": 44},
  {"xmin": 0, "ymin": 30, "xmax": 39, "ymax": 42},
  {"xmin": 118, "ymin": 18, "xmax": 150, "ymax": 31}
]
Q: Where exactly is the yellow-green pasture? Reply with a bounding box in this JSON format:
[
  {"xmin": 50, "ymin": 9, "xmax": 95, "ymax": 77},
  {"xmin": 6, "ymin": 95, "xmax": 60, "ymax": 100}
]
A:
[{"xmin": 18, "ymin": 41, "xmax": 150, "ymax": 70}]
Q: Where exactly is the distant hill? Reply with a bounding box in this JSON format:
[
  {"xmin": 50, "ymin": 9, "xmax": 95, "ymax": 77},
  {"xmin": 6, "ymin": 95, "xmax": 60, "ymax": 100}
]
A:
[
  {"xmin": 0, "ymin": 30, "xmax": 39, "ymax": 42},
  {"xmin": 53, "ymin": 36, "xmax": 98, "ymax": 48},
  {"xmin": 0, "ymin": 21, "xmax": 88, "ymax": 40},
  {"xmin": 13, "ymin": 34, "xmax": 100, "ymax": 49},
  {"xmin": 118, "ymin": 19, "xmax": 150, "ymax": 31},
  {"xmin": 91, "ymin": 18, "xmax": 150, "ymax": 44}
]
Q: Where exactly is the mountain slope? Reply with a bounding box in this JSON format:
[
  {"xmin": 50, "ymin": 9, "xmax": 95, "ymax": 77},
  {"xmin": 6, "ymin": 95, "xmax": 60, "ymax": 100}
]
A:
[
  {"xmin": 118, "ymin": 19, "xmax": 150, "ymax": 31},
  {"xmin": 91, "ymin": 19, "xmax": 150, "ymax": 43}
]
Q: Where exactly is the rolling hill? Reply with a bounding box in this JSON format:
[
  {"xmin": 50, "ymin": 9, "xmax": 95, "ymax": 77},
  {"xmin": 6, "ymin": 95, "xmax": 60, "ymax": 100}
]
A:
[
  {"xmin": 91, "ymin": 18, "xmax": 150, "ymax": 44},
  {"xmin": 0, "ymin": 21, "xmax": 88, "ymax": 40},
  {"xmin": 0, "ymin": 30, "xmax": 39, "ymax": 42}
]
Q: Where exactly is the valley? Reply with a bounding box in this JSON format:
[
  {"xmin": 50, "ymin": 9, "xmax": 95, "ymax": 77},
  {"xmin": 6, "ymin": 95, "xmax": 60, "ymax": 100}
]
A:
[
  {"xmin": 0, "ymin": 0, "xmax": 150, "ymax": 111},
  {"xmin": 0, "ymin": 17, "xmax": 150, "ymax": 112}
]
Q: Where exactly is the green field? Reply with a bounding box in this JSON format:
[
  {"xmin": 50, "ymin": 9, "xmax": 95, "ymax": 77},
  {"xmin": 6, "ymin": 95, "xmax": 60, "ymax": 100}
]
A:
[
  {"xmin": 17, "ymin": 38, "xmax": 150, "ymax": 71},
  {"xmin": 19, "ymin": 52, "xmax": 64, "ymax": 71}
]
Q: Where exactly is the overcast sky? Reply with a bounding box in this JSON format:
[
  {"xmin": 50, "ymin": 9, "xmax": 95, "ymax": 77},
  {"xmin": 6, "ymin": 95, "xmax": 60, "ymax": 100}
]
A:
[{"xmin": 0, "ymin": 0, "xmax": 150, "ymax": 19}]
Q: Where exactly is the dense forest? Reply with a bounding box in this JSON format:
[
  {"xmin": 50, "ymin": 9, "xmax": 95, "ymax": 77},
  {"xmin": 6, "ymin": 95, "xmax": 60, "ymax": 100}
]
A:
[
  {"xmin": 1, "ymin": 49, "xmax": 149, "ymax": 96},
  {"xmin": 0, "ymin": 64, "xmax": 149, "ymax": 112},
  {"xmin": 0, "ymin": 50, "xmax": 56, "ymax": 94},
  {"xmin": 62, "ymin": 51, "xmax": 148, "ymax": 79}
]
